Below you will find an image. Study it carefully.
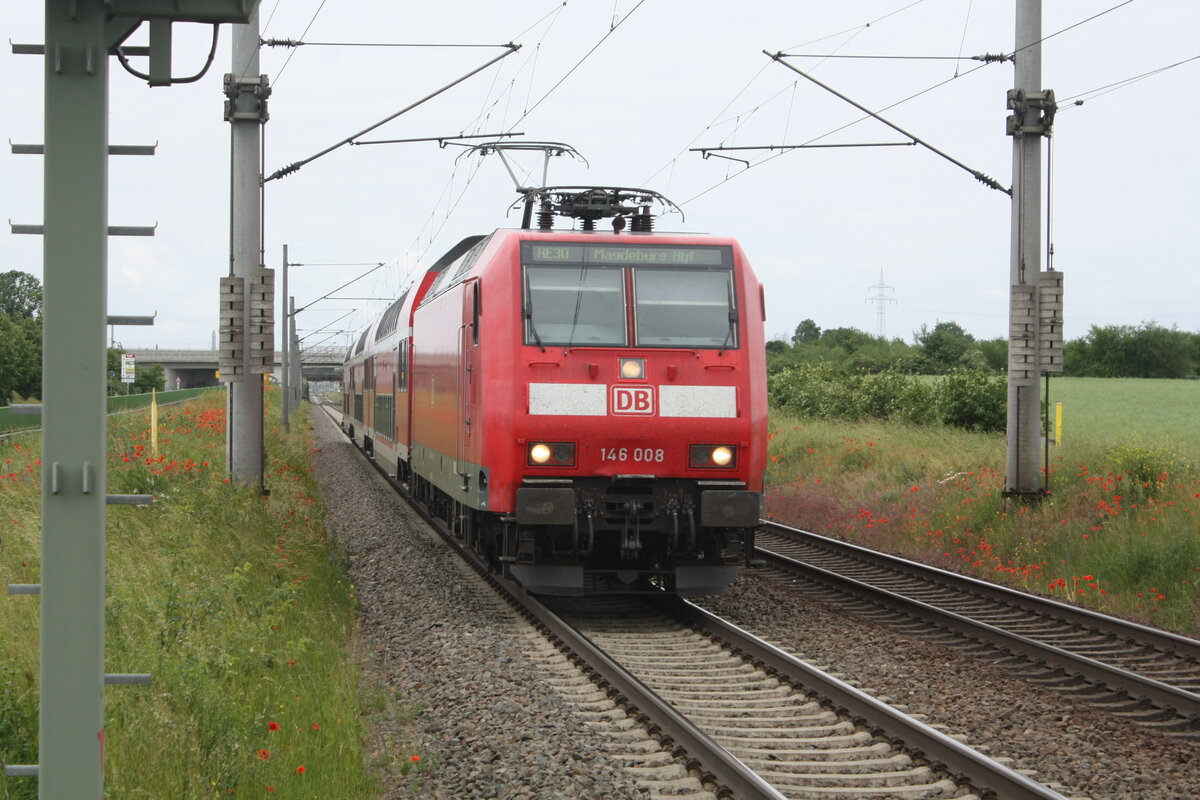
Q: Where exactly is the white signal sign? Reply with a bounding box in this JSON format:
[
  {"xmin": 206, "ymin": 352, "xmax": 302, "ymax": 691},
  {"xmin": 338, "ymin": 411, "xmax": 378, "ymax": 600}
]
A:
[{"xmin": 121, "ymin": 353, "xmax": 136, "ymax": 383}]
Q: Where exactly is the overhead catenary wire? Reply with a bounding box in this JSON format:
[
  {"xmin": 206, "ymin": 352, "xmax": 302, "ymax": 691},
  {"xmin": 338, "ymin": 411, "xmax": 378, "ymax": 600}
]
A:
[
  {"xmin": 776, "ymin": 53, "xmax": 1007, "ymax": 61},
  {"xmin": 294, "ymin": 263, "xmax": 385, "ymax": 315},
  {"xmin": 506, "ymin": 0, "xmax": 645, "ymax": 130},
  {"xmin": 272, "ymin": 0, "xmax": 327, "ymax": 84},
  {"xmin": 783, "ymin": 0, "xmax": 927, "ymax": 52},
  {"xmin": 1057, "ymin": 53, "xmax": 1200, "ymax": 110},
  {"xmin": 675, "ymin": 50, "xmax": 1007, "ymax": 209},
  {"xmin": 351, "ymin": 132, "xmax": 524, "ymax": 147},
  {"xmin": 275, "ymin": 3, "xmax": 577, "ymax": 336},
  {"xmin": 386, "ymin": 0, "xmax": 643, "ymax": 294},
  {"xmin": 645, "ymin": 0, "xmax": 930, "ymax": 193},
  {"xmin": 297, "ymin": 1, "xmax": 577, "ymax": 309},
  {"xmin": 677, "ymin": 1, "xmax": 1134, "ymax": 208},
  {"xmin": 265, "ymin": 40, "xmax": 515, "ymax": 48},
  {"xmin": 953, "ymin": 0, "xmax": 975, "ymax": 76},
  {"xmin": 641, "ymin": 62, "xmax": 773, "ymax": 188},
  {"xmin": 263, "ymin": 44, "xmax": 520, "ymax": 183},
  {"xmin": 765, "ymin": 52, "xmax": 1009, "ymax": 194}
]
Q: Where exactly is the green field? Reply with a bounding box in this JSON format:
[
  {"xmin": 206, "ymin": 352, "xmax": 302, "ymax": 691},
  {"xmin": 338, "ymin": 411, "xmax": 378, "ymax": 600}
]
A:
[
  {"xmin": 765, "ymin": 377, "xmax": 1200, "ymax": 633},
  {"xmin": 1046, "ymin": 376, "xmax": 1200, "ymax": 452}
]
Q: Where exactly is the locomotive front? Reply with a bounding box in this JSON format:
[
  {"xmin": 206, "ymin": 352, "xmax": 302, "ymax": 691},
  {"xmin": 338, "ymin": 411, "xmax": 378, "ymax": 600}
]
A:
[{"xmin": 496, "ymin": 233, "xmax": 767, "ymax": 595}]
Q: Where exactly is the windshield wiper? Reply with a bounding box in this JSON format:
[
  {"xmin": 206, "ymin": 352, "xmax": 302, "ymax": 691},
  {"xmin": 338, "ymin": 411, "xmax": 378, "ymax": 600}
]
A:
[
  {"xmin": 524, "ymin": 283, "xmax": 547, "ymax": 352},
  {"xmin": 718, "ymin": 283, "xmax": 737, "ymax": 355}
]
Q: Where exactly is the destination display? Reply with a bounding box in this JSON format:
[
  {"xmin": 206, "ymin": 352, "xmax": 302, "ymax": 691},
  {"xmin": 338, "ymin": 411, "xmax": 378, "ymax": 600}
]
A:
[{"xmin": 526, "ymin": 243, "xmax": 726, "ymax": 266}]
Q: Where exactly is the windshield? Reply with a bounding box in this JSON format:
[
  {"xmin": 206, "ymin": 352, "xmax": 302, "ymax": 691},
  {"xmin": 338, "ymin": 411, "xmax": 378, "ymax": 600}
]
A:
[
  {"xmin": 521, "ymin": 243, "xmax": 736, "ymax": 349},
  {"xmin": 524, "ymin": 265, "xmax": 627, "ymax": 347},
  {"xmin": 634, "ymin": 268, "xmax": 734, "ymax": 348}
]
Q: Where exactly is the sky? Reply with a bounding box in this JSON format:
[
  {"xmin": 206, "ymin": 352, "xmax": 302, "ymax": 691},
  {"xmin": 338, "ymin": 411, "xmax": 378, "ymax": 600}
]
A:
[{"xmin": 2, "ymin": 1, "xmax": 1197, "ymax": 352}]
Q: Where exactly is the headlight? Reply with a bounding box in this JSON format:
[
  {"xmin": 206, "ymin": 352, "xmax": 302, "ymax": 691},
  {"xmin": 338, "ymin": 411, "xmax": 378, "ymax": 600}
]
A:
[
  {"xmin": 711, "ymin": 446, "xmax": 734, "ymax": 466},
  {"xmin": 690, "ymin": 444, "xmax": 737, "ymax": 469},
  {"xmin": 619, "ymin": 357, "xmax": 646, "ymax": 380},
  {"xmin": 528, "ymin": 442, "xmax": 576, "ymax": 467}
]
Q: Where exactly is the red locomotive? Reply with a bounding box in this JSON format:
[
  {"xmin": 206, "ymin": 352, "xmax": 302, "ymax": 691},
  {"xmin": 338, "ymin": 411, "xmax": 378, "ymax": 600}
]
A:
[{"xmin": 343, "ymin": 187, "xmax": 767, "ymax": 595}]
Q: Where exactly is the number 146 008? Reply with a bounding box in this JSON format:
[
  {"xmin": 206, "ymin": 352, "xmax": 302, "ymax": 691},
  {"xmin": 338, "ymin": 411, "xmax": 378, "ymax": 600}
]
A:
[{"xmin": 600, "ymin": 446, "xmax": 665, "ymax": 463}]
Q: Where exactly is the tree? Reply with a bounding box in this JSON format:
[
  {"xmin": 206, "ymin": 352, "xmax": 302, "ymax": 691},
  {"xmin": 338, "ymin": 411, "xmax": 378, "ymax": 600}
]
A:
[
  {"xmin": 915, "ymin": 321, "xmax": 978, "ymax": 374},
  {"xmin": 0, "ymin": 315, "xmax": 41, "ymax": 404},
  {"xmin": 1064, "ymin": 323, "xmax": 1195, "ymax": 378},
  {"xmin": 133, "ymin": 363, "xmax": 166, "ymax": 394},
  {"xmin": 792, "ymin": 318, "xmax": 821, "ymax": 345},
  {"xmin": 0, "ymin": 271, "xmax": 43, "ymax": 319},
  {"xmin": 977, "ymin": 337, "xmax": 1008, "ymax": 373},
  {"xmin": 818, "ymin": 326, "xmax": 875, "ymax": 354},
  {"xmin": 1123, "ymin": 324, "xmax": 1192, "ymax": 378}
]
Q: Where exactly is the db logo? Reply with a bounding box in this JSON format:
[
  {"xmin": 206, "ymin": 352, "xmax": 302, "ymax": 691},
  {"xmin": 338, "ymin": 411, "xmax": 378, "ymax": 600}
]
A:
[{"xmin": 611, "ymin": 385, "xmax": 655, "ymax": 416}]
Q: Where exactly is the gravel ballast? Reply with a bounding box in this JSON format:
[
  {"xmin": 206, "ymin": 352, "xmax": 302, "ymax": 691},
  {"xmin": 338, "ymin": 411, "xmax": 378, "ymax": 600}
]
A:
[{"xmin": 311, "ymin": 409, "xmax": 652, "ymax": 799}]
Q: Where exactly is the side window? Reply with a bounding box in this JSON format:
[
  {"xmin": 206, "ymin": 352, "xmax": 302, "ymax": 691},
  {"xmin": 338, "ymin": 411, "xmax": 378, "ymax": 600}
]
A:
[
  {"xmin": 426, "ymin": 256, "xmax": 462, "ymax": 299},
  {"xmin": 471, "ymin": 282, "xmax": 480, "ymax": 346},
  {"xmin": 398, "ymin": 341, "xmax": 409, "ymax": 392}
]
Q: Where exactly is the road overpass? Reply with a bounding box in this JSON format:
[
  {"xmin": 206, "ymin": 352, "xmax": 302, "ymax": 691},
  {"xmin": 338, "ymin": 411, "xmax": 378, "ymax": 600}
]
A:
[{"xmin": 129, "ymin": 345, "xmax": 346, "ymax": 390}]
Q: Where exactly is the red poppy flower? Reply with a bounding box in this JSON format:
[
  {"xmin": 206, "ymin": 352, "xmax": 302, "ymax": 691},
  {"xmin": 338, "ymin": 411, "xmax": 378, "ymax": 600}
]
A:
[
  {"xmin": 258, "ymin": 749, "xmax": 270, "ymax": 760},
  {"xmin": 311, "ymin": 723, "xmax": 319, "ymax": 731},
  {"xmin": 267, "ymin": 721, "xmax": 280, "ymax": 731},
  {"xmin": 296, "ymin": 765, "xmax": 306, "ymax": 774},
  {"xmin": 410, "ymin": 755, "xmax": 421, "ymax": 762}
]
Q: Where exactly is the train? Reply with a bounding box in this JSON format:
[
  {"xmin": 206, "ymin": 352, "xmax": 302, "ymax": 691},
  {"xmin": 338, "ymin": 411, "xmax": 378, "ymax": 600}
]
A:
[{"xmin": 342, "ymin": 186, "xmax": 767, "ymax": 595}]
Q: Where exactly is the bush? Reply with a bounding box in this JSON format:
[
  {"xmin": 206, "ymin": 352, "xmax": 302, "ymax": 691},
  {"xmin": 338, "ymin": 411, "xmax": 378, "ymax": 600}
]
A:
[
  {"xmin": 1104, "ymin": 441, "xmax": 1196, "ymax": 502},
  {"xmin": 769, "ymin": 365, "xmax": 999, "ymax": 431},
  {"xmin": 859, "ymin": 370, "xmax": 937, "ymax": 424},
  {"xmin": 933, "ymin": 371, "xmax": 1006, "ymax": 432}
]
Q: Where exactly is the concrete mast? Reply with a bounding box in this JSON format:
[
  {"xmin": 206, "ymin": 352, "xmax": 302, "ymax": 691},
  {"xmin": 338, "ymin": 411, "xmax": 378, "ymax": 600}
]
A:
[
  {"xmin": 1005, "ymin": 0, "xmax": 1054, "ymax": 498},
  {"xmin": 227, "ymin": 8, "xmax": 265, "ymax": 484}
]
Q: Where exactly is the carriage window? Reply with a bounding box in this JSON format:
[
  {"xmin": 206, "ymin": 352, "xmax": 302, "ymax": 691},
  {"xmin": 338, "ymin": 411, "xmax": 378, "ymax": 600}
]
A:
[
  {"xmin": 397, "ymin": 341, "xmax": 409, "ymax": 392},
  {"xmin": 523, "ymin": 265, "xmax": 626, "ymax": 347},
  {"xmin": 634, "ymin": 268, "xmax": 736, "ymax": 348}
]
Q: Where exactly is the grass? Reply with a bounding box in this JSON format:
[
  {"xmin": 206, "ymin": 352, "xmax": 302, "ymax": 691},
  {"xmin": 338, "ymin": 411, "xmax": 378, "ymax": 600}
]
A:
[
  {"xmin": 0, "ymin": 388, "xmax": 378, "ymax": 799},
  {"xmin": 1046, "ymin": 376, "xmax": 1200, "ymax": 452},
  {"xmin": 764, "ymin": 377, "xmax": 1200, "ymax": 633}
]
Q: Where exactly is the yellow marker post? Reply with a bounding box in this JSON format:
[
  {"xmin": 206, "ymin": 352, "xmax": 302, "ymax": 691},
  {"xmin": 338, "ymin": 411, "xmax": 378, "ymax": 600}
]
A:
[
  {"xmin": 1055, "ymin": 402, "xmax": 1063, "ymax": 447},
  {"xmin": 151, "ymin": 387, "xmax": 159, "ymax": 458}
]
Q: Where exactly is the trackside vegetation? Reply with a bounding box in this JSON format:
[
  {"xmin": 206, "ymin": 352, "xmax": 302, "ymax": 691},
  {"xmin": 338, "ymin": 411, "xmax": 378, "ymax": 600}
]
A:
[
  {"xmin": 0, "ymin": 389, "xmax": 378, "ymax": 799},
  {"xmin": 769, "ymin": 365, "xmax": 1007, "ymax": 432},
  {"xmin": 764, "ymin": 377, "xmax": 1200, "ymax": 633},
  {"xmin": 768, "ymin": 318, "xmax": 1200, "ymax": 379}
]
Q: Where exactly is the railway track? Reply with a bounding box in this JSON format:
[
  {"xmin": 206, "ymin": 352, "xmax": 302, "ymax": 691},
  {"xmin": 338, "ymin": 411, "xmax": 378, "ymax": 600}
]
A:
[
  {"xmin": 755, "ymin": 522, "xmax": 1200, "ymax": 740},
  {"xmin": 314, "ymin": 398, "xmax": 1079, "ymax": 799},
  {"xmin": 542, "ymin": 594, "xmax": 1078, "ymax": 800}
]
